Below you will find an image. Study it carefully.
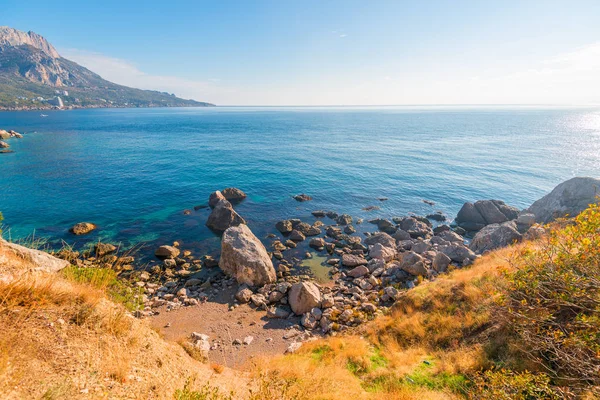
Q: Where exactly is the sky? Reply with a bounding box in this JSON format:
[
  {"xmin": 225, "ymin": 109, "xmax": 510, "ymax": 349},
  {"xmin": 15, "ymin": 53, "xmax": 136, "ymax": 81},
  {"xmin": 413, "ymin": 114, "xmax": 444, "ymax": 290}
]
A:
[{"xmin": 2, "ymin": 0, "xmax": 600, "ymax": 106}]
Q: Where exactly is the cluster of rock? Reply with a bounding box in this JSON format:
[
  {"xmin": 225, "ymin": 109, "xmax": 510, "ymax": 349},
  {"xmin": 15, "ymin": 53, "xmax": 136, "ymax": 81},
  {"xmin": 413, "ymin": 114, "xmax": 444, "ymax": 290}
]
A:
[
  {"xmin": 49, "ymin": 177, "xmax": 600, "ymax": 350},
  {"xmin": 0, "ymin": 129, "xmax": 22, "ymax": 153},
  {"xmin": 223, "ymin": 211, "xmax": 485, "ymax": 334},
  {"xmin": 206, "ymin": 189, "xmax": 246, "ymax": 232},
  {"xmin": 454, "ymin": 199, "xmax": 541, "ymax": 253}
]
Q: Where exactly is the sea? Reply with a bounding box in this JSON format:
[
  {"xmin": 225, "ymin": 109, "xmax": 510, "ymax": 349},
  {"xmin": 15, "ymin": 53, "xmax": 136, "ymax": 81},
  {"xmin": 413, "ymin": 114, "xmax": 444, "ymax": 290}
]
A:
[{"xmin": 1, "ymin": 106, "xmax": 600, "ymax": 261}]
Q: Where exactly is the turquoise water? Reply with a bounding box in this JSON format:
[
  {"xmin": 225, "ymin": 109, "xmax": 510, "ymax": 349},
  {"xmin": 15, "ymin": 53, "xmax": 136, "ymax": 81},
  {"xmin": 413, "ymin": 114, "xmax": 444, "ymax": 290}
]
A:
[{"xmin": 1, "ymin": 106, "xmax": 600, "ymax": 258}]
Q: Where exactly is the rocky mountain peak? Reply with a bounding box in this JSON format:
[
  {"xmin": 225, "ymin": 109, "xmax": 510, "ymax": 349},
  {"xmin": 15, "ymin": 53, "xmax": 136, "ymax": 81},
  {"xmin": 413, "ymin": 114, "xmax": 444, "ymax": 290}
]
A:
[{"xmin": 0, "ymin": 26, "xmax": 60, "ymax": 58}]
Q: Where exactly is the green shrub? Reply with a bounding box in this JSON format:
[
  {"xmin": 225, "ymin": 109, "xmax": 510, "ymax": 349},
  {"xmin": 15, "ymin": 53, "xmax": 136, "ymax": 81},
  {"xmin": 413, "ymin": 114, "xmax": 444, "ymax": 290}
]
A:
[
  {"xmin": 501, "ymin": 203, "xmax": 600, "ymax": 387},
  {"xmin": 61, "ymin": 266, "xmax": 144, "ymax": 311},
  {"xmin": 470, "ymin": 369, "xmax": 561, "ymax": 399}
]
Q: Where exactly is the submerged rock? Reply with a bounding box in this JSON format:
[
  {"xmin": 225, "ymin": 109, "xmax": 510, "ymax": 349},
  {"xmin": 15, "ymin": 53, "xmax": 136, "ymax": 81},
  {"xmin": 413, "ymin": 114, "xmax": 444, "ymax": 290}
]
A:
[
  {"xmin": 426, "ymin": 211, "xmax": 446, "ymax": 221},
  {"xmin": 219, "ymin": 224, "xmax": 276, "ymax": 286},
  {"xmin": 69, "ymin": 222, "xmax": 96, "ymax": 235},
  {"xmin": 95, "ymin": 243, "xmax": 117, "ymax": 257},
  {"xmin": 293, "ymin": 194, "xmax": 313, "ymax": 202},
  {"xmin": 275, "ymin": 220, "xmax": 293, "ymax": 234},
  {"xmin": 336, "ymin": 214, "xmax": 353, "ymax": 225},
  {"xmin": 289, "ymin": 230, "xmax": 306, "ymax": 242}
]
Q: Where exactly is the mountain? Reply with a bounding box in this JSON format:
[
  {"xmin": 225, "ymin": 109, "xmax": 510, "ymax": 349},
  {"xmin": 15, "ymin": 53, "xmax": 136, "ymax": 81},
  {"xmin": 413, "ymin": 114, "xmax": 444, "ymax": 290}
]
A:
[{"xmin": 0, "ymin": 26, "xmax": 214, "ymax": 110}]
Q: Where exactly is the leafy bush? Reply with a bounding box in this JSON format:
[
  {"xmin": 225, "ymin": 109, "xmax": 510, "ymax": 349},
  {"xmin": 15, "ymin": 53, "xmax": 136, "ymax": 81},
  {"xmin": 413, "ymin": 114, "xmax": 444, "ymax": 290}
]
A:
[
  {"xmin": 470, "ymin": 369, "xmax": 561, "ymax": 399},
  {"xmin": 501, "ymin": 203, "xmax": 600, "ymax": 388}
]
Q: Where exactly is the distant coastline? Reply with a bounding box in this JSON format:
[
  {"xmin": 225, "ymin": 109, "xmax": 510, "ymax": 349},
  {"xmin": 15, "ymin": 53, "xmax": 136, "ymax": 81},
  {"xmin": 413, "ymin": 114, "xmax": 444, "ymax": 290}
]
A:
[{"xmin": 0, "ymin": 103, "xmax": 216, "ymax": 112}]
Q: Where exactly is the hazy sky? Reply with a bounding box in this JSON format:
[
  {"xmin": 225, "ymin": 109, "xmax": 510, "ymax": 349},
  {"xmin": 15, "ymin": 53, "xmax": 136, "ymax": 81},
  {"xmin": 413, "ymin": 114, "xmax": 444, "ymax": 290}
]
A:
[{"xmin": 3, "ymin": 0, "xmax": 600, "ymax": 105}]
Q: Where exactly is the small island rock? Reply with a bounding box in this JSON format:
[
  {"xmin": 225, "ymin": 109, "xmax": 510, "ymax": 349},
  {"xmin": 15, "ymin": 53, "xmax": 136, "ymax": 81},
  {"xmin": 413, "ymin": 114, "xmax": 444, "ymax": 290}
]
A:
[{"xmin": 69, "ymin": 222, "xmax": 97, "ymax": 235}]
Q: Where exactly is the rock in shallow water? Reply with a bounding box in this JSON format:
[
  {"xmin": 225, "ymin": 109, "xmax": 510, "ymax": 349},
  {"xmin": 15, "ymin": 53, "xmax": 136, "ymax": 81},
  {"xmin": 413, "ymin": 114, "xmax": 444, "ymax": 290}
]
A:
[
  {"xmin": 208, "ymin": 190, "xmax": 226, "ymax": 208},
  {"xmin": 206, "ymin": 199, "xmax": 246, "ymax": 232},
  {"xmin": 69, "ymin": 222, "xmax": 96, "ymax": 235},
  {"xmin": 221, "ymin": 187, "xmax": 247, "ymax": 201},
  {"xmin": 293, "ymin": 194, "xmax": 313, "ymax": 202},
  {"xmin": 155, "ymin": 245, "xmax": 180, "ymax": 259}
]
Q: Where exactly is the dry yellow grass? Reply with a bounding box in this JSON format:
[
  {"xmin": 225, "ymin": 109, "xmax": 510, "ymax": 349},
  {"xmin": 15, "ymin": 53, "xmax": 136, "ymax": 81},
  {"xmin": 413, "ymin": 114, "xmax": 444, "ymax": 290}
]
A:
[
  {"xmin": 249, "ymin": 243, "xmax": 539, "ymax": 399},
  {"xmin": 0, "ymin": 229, "xmax": 559, "ymax": 399},
  {"xmin": 0, "ymin": 241, "xmax": 246, "ymax": 399}
]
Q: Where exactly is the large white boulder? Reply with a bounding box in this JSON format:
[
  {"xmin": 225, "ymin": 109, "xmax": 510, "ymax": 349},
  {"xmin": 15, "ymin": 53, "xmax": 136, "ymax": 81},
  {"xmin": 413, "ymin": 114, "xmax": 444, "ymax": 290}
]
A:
[
  {"xmin": 219, "ymin": 224, "xmax": 275, "ymax": 286},
  {"xmin": 526, "ymin": 177, "xmax": 600, "ymax": 223}
]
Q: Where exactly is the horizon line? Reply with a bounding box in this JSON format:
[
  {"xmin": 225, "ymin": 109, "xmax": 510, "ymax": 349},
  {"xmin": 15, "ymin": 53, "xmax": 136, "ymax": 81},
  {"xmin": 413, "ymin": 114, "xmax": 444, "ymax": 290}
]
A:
[{"xmin": 207, "ymin": 103, "xmax": 600, "ymax": 107}]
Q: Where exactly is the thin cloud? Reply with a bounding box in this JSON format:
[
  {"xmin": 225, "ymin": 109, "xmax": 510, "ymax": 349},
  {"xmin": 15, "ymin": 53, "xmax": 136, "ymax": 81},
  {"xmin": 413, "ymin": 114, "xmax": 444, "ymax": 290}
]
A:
[{"xmin": 59, "ymin": 48, "xmax": 219, "ymax": 102}]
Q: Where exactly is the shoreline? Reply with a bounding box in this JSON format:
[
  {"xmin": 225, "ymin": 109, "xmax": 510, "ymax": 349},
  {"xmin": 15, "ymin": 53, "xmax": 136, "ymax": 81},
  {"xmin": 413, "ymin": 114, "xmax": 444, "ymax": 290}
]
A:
[
  {"xmin": 0, "ymin": 103, "xmax": 216, "ymax": 112},
  {"xmin": 2, "ymin": 177, "xmax": 599, "ymax": 367}
]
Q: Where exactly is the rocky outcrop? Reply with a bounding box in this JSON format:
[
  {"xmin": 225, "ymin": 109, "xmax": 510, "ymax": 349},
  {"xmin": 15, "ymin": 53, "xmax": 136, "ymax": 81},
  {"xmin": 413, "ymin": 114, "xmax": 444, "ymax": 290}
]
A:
[
  {"xmin": 0, "ymin": 26, "xmax": 60, "ymax": 58},
  {"xmin": 470, "ymin": 221, "xmax": 522, "ymax": 253},
  {"xmin": 219, "ymin": 224, "xmax": 276, "ymax": 286},
  {"xmin": 0, "ymin": 238, "xmax": 68, "ymax": 273},
  {"xmin": 288, "ymin": 282, "xmax": 321, "ymax": 315},
  {"xmin": 525, "ymin": 177, "xmax": 600, "ymax": 223},
  {"xmin": 69, "ymin": 222, "xmax": 96, "ymax": 235},
  {"xmin": 455, "ymin": 200, "xmax": 519, "ymax": 231},
  {"xmin": 0, "ymin": 141, "xmax": 9, "ymax": 148},
  {"xmin": 206, "ymin": 199, "xmax": 246, "ymax": 232}
]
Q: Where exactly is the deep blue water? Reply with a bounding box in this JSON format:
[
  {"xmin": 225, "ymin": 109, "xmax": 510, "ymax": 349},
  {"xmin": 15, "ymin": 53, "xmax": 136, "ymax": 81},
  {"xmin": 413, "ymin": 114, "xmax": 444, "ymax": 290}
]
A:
[{"xmin": 1, "ymin": 106, "xmax": 600, "ymax": 258}]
